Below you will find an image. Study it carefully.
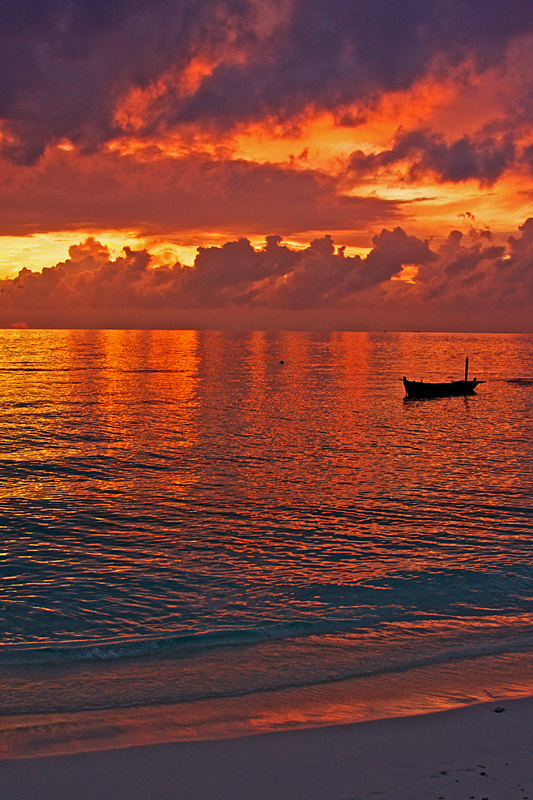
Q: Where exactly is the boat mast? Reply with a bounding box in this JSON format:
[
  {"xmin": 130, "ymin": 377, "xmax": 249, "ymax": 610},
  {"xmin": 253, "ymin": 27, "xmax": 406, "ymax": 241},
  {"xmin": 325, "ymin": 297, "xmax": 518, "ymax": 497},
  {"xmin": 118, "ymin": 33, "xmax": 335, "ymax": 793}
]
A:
[{"xmin": 465, "ymin": 357, "xmax": 469, "ymax": 382}]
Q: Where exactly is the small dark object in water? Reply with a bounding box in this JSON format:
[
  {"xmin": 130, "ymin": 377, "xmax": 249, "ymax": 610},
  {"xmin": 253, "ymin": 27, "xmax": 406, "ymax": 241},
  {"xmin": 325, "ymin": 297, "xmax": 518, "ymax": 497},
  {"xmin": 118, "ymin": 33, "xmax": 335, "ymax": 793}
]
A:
[
  {"xmin": 494, "ymin": 706, "xmax": 505, "ymax": 712},
  {"xmin": 280, "ymin": 360, "xmax": 284, "ymax": 364}
]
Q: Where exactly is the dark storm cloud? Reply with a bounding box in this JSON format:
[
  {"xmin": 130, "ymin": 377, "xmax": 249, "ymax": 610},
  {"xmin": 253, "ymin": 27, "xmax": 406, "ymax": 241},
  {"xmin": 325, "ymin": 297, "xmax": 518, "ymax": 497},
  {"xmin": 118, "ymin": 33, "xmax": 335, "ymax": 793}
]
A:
[
  {"xmin": 176, "ymin": 0, "xmax": 533, "ymax": 128},
  {"xmin": 347, "ymin": 130, "xmax": 517, "ymax": 185},
  {"xmin": 0, "ymin": 0, "xmax": 252, "ymax": 162},
  {"xmin": 2, "ymin": 0, "xmax": 533, "ymax": 161}
]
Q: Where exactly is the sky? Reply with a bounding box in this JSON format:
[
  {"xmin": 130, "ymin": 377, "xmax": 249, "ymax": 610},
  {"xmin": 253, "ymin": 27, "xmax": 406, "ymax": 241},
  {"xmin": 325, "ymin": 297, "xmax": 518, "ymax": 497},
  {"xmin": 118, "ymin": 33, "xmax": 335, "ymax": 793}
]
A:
[{"xmin": 1, "ymin": 0, "xmax": 533, "ymax": 331}]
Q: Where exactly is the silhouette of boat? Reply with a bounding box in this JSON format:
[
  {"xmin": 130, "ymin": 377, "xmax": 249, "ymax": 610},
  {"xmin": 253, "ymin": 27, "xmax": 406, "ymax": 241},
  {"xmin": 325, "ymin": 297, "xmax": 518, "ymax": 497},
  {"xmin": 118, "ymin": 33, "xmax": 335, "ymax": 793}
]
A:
[{"xmin": 403, "ymin": 358, "xmax": 485, "ymax": 399}]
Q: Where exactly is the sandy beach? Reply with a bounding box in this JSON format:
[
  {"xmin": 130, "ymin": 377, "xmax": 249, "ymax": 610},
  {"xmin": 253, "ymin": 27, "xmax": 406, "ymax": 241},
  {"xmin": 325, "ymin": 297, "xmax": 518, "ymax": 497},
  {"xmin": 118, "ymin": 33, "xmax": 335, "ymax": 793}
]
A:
[{"xmin": 1, "ymin": 696, "xmax": 532, "ymax": 800}]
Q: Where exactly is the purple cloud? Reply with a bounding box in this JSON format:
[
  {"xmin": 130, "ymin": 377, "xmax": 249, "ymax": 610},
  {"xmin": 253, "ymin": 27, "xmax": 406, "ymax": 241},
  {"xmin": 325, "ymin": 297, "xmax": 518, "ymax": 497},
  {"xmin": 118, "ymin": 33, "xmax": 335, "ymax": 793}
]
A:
[
  {"xmin": 2, "ymin": 0, "xmax": 533, "ymax": 161},
  {"xmin": 347, "ymin": 130, "xmax": 517, "ymax": 185}
]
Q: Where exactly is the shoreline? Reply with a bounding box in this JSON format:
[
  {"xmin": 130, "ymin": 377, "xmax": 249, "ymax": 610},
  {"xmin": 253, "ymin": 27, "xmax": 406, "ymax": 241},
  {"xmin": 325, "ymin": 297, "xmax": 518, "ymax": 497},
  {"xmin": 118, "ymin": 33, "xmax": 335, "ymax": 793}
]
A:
[
  {"xmin": 1, "ymin": 696, "xmax": 532, "ymax": 799},
  {"xmin": 2, "ymin": 650, "xmax": 533, "ymax": 760}
]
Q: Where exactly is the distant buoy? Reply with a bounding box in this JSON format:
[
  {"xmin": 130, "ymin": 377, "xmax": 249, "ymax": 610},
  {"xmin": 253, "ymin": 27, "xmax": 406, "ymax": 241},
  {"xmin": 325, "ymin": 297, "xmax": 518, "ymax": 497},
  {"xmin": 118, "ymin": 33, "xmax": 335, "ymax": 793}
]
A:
[{"xmin": 280, "ymin": 360, "xmax": 284, "ymax": 364}]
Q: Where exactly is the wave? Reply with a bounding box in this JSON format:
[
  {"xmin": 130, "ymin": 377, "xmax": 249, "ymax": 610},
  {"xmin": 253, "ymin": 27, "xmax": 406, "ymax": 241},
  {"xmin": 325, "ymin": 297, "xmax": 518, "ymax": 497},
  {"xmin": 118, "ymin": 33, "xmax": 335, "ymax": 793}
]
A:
[
  {"xmin": 2, "ymin": 613, "xmax": 533, "ymax": 670},
  {"xmin": 2, "ymin": 626, "xmax": 533, "ymax": 719},
  {"xmin": 0, "ymin": 620, "xmax": 356, "ymax": 666}
]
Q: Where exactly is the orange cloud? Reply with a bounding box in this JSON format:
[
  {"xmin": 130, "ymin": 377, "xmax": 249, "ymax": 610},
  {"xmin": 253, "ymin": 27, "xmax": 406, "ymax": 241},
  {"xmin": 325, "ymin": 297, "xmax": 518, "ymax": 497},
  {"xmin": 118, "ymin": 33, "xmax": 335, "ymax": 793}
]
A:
[
  {"xmin": 0, "ymin": 147, "xmax": 401, "ymax": 240},
  {"xmin": 2, "ymin": 0, "xmax": 533, "ymax": 338}
]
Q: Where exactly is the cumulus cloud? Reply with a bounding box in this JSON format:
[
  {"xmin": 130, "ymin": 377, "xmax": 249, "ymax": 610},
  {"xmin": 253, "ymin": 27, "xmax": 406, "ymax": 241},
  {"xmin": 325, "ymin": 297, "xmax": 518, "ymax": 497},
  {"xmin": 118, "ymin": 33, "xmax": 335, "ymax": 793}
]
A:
[
  {"xmin": 369, "ymin": 220, "xmax": 533, "ymax": 330},
  {"xmin": 2, "ymin": 0, "xmax": 533, "ymax": 161},
  {"xmin": 2, "ymin": 220, "xmax": 532, "ymax": 330},
  {"xmin": 58, "ymin": 237, "xmax": 111, "ymax": 274},
  {"xmin": 0, "ymin": 229, "xmax": 424, "ymax": 318}
]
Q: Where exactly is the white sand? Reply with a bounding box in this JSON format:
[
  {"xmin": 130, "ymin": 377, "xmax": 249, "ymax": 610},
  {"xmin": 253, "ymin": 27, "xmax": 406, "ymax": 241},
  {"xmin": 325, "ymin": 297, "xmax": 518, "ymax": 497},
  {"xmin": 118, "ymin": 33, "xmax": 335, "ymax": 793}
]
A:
[{"xmin": 0, "ymin": 696, "xmax": 532, "ymax": 800}]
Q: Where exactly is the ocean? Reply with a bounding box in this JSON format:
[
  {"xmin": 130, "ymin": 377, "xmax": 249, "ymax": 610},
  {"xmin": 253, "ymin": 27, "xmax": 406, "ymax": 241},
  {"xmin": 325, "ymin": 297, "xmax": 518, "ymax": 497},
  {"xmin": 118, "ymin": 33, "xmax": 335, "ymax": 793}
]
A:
[{"xmin": 1, "ymin": 329, "xmax": 533, "ymax": 756}]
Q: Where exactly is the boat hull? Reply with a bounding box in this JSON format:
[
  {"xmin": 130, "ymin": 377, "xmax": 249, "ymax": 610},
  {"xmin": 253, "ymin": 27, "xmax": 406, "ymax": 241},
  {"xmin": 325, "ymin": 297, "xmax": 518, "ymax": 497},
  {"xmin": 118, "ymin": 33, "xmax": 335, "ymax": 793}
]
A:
[{"xmin": 403, "ymin": 377, "xmax": 482, "ymax": 399}]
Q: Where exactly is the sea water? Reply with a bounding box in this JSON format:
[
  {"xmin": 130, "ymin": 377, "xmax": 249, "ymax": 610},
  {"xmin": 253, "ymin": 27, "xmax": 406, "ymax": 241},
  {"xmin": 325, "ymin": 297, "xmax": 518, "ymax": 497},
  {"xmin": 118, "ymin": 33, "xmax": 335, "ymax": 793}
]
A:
[{"xmin": 1, "ymin": 330, "xmax": 533, "ymax": 753}]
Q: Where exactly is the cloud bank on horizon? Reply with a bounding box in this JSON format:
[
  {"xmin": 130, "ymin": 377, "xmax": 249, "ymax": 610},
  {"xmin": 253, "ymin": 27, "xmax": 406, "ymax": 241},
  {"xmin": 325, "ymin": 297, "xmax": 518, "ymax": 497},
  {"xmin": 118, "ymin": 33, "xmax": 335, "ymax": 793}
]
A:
[
  {"xmin": 1, "ymin": 220, "xmax": 532, "ymax": 331},
  {"xmin": 1, "ymin": 0, "xmax": 533, "ymax": 329}
]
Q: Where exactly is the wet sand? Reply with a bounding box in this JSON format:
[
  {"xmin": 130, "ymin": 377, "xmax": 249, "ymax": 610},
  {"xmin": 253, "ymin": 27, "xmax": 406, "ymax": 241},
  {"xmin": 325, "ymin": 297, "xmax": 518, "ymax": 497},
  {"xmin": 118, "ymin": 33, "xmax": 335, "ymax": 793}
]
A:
[{"xmin": 1, "ymin": 696, "xmax": 532, "ymax": 800}]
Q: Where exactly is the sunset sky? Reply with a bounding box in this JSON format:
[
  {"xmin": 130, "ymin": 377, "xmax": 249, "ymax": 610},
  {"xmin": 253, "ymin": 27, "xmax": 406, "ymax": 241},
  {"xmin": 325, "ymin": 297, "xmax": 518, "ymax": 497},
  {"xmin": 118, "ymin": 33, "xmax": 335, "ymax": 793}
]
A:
[{"xmin": 1, "ymin": 0, "xmax": 533, "ymax": 330}]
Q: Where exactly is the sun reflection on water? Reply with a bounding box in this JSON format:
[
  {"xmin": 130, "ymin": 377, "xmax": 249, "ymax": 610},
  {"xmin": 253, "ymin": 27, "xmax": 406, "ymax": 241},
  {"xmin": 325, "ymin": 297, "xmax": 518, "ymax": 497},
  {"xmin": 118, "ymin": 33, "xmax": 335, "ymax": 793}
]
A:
[{"xmin": 0, "ymin": 329, "xmax": 532, "ymax": 722}]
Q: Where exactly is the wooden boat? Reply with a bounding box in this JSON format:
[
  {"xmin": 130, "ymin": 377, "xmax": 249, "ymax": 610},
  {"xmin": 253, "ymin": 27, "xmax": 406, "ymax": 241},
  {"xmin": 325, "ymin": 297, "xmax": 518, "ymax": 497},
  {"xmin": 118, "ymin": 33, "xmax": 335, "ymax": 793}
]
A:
[{"xmin": 403, "ymin": 358, "xmax": 485, "ymax": 399}]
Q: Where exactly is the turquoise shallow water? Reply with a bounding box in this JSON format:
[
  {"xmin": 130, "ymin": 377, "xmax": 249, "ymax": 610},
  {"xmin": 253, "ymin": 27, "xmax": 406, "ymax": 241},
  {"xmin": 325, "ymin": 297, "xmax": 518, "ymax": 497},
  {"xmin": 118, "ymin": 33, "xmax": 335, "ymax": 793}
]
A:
[{"xmin": 1, "ymin": 330, "xmax": 533, "ymax": 717}]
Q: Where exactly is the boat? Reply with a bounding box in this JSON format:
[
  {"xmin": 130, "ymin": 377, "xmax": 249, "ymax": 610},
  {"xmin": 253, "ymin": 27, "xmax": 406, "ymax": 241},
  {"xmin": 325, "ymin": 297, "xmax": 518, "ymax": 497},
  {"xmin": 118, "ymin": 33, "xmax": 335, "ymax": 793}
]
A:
[{"xmin": 403, "ymin": 358, "xmax": 485, "ymax": 399}]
